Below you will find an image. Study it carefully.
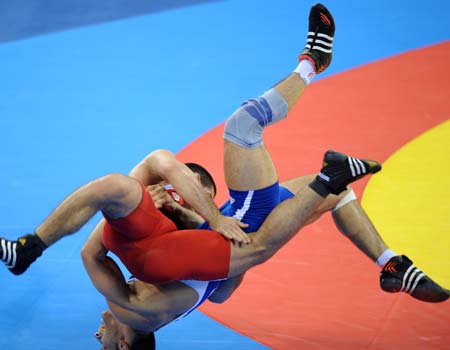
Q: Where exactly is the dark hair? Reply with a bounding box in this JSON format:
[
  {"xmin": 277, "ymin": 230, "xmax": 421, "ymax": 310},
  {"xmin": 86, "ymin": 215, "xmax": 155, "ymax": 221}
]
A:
[
  {"xmin": 185, "ymin": 162, "xmax": 217, "ymax": 198},
  {"xmin": 131, "ymin": 332, "xmax": 155, "ymax": 350}
]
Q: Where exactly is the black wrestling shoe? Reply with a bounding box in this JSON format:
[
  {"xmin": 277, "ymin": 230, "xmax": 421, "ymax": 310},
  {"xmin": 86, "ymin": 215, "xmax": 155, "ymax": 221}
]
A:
[
  {"xmin": 0, "ymin": 234, "xmax": 44, "ymax": 275},
  {"xmin": 313, "ymin": 150, "xmax": 381, "ymax": 195},
  {"xmin": 299, "ymin": 3, "xmax": 335, "ymax": 73},
  {"xmin": 380, "ymin": 255, "xmax": 449, "ymax": 303}
]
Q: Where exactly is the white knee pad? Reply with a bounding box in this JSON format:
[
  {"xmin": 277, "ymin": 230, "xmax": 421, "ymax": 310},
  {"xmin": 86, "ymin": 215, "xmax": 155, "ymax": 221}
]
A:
[
  {"xmin": 223, "ymin": 88, "xmax": 288, "ymax": 149},
  {"xmin": 331, "ymin": 189, "xmax": 357, "ymax": 212}
]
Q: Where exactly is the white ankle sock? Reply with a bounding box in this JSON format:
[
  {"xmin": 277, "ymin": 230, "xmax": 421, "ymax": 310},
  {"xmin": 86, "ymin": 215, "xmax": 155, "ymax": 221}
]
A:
[
  {"xmin": 376, "ymin": 249, "xmax": 397, "ymax": 268},
  {"xmin": 294, "ymin": 59, "xmax": 316, "ymax": 85}
]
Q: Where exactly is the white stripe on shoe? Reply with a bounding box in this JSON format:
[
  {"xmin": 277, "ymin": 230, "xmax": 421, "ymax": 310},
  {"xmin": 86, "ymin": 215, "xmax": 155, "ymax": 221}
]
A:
[
  {"xmin": 306, "ymin": 39, "xmax": 333, "ymax": 47},
  {"xmin": 348, "ymin": 157, "xmax": 368, "ymax": 177},
  {"xmin": 1, "ymin": 238, "xmax": 18, "ymax": 269},
  {"xmin": 408, "ymin": 272, "xmax": 425, "ymax": 294},
  {"xmin": 318, "ymin": 172, "xmax": 330, "ymax": 182},
  {"xmin": 1, "ymin": 239, "xmax": 6, "ymax": 261},
  {"xmin": 355, "ymin": 158, "xmax": 366, "ymax": 173},
  {"xmin": 307, "ymin": 32, "xmax": 334, "ymax": 42},
  {"xmin": 6, "ymin": 241, "xmax": 12, "ymax": 266},
  {"xmin": 309, "ymin": 45, "xmax": 332, "ymax": 54},
  {"xmin": 306, "ymin": 32, "xmax": 333, "ymax": 53},
  {"xmin": 348, "ymin": 157, "xmax": 356, "ymax": 177},
  {"xmin": 400, "ymin": 264, "xmax": 425, "ymax": 294},
  {"xmin": 352, "ymin": 157, "xmax": 361, "ymax": 175},
  {"xmin": 8, "ymin": 242, "xmax": 17, "ymax": 269}
]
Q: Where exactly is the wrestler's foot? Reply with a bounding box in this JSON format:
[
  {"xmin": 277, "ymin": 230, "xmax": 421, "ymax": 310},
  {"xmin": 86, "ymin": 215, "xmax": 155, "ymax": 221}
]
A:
[
  {"xmin": 299, "ymin": 3, "xmax": 335, "ymax": 73},
  {"xmin": 311, "ymin": 150, "xmax": 381, "ymax": 196},
  {"xmin": 380, "ymin": 255, "xmax": 449, "ymax": 303},
  {"xmin": 0, "ymin": 234, "xmax": 45, "ymax": 275}
]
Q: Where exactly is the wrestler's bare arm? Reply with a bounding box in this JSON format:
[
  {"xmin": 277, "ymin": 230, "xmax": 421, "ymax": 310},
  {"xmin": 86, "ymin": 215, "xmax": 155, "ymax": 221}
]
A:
[
  {"xmin": 128, "ymin": 149, "xmax": 223, "ymax": 223},
  {"xmin": 81, "ymin": 221, "xmax": 145, "ymax": 312},
  {"xmin": 107, "ymin": 300, "xmax": 155, "ymax": 333},
  {"xmin": 82, "ymin": 235, "xmax": 173, "ymax": 332},
  {"xmin": 109, "ymin": 279, "xmax": 201, "ymax": 332},
  {"xmin": 128, "ymin": 149, "xmax": 168, "ymax": 185},
  {"xmin": 129, "ymin": 149, "xmax": 250, "ymax": 243}
]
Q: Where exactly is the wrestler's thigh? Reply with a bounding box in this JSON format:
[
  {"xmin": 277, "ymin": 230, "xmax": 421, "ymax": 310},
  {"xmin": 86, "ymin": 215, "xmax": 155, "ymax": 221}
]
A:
[{"xmin": 224, "ymin": 141, "xmax": 278, "ymax": 191}]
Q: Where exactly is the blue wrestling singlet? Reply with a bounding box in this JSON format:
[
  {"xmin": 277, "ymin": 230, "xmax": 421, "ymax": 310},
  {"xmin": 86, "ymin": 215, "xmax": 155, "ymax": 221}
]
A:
[
  {"xmin": 174, "ymin": 280, "xmax": 221, "ymax": 321},
  {"xmin": 198, "ymin": 182, "xmax": 294, "ymax": 233}
]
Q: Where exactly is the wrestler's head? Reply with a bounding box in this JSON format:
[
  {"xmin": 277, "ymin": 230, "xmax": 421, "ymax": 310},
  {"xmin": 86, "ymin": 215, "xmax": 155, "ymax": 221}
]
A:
[
  {"xmin": 95, "ymin": 310, "xmax": 155, "ymax": 350},
  {"xmin": 185, "ymin": 162, "xmax": 217, "ymax": 198}
]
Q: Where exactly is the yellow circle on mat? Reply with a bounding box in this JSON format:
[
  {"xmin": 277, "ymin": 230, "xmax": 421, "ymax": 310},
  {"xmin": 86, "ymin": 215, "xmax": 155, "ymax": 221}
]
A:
[{"xmin": 362, "ymin": 119, "xmax": 450, "ymax": 289}]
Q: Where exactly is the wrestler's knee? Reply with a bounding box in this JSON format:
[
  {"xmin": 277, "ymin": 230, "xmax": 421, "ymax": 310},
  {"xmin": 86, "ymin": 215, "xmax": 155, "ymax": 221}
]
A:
[
  {"xmin": 223, "ymin": 101, "xmax": 265, "ymax": 149},
  {"xmin": 331, "ymin": 186, "xmax": 357, "ymax": 213},
  {"xmin": 89, "ymin": 173, "xmax": 138, "ymax": 203},
  {"xmin": 308, "ymin": 186, "xmax": 357, "ymax": 223}
]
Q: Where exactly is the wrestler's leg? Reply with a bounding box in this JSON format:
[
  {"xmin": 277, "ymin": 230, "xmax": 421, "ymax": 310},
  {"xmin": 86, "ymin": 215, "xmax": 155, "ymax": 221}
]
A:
[
  {"xmin": 280, "ymin": 175, "xmax": 449, "ymax": 303},
  {"xmin": 0, "ymin": 174, "xmax": 142, "ymax": 275},
  {"xmin": 223, "ymin": 74, "xmax": 305, "ymax": 191},
  {"xmin": 223, "ymin": 4, "xmax": 335, "ymax": 190},
  {"xmin": 332, "ymin": 200, "xmax": 388, "ymax": 262},
  {"xmin": 281, "ymin": 174, "xmax": 347, "ymax": 224},
  {"xmin": 282, "ymin": 174, "xmax": 388, "ymax": 261},
  {"xmin": 227, "ymin": 149, "xmax": 382, "ymax": 277},
  {"xmin": 35, "ymin": 174, "xmax": 142, "ymax": 246},
  {"xmin": 331, "ymin": 193, "xmax": 448, "ymax": 302},
  {"xmin": 221, "ymin": 75, "xmax": 309, "ymax": 297},
  {"xmin": 227, "ymin": 182, "xmax": 384, "ymax": 277}
]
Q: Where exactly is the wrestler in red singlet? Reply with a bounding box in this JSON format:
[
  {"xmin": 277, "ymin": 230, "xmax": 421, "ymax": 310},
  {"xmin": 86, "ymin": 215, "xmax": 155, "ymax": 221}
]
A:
[{"xmin": 102, "ymin": 183, "xmax": 231, "ymax": 283}]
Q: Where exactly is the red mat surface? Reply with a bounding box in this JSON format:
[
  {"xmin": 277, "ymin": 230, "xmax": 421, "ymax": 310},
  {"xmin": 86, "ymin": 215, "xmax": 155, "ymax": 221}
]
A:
[{"xmin": 178, "ymin": 42, "xmax": 450, "ymax": 349}]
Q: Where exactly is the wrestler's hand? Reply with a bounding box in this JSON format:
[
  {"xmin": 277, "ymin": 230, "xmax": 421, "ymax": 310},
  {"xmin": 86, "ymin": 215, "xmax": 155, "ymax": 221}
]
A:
[
  {"xmin": 146, "ymin": 184, "xmax": 178, "ymax": 211},
  {"xmin": 209, "ymin": 215, "xmax": 250, "ymax": 244},
  {"xmin": 147, "ymin": 184, "xmax": 204, "ymax": 228}
]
